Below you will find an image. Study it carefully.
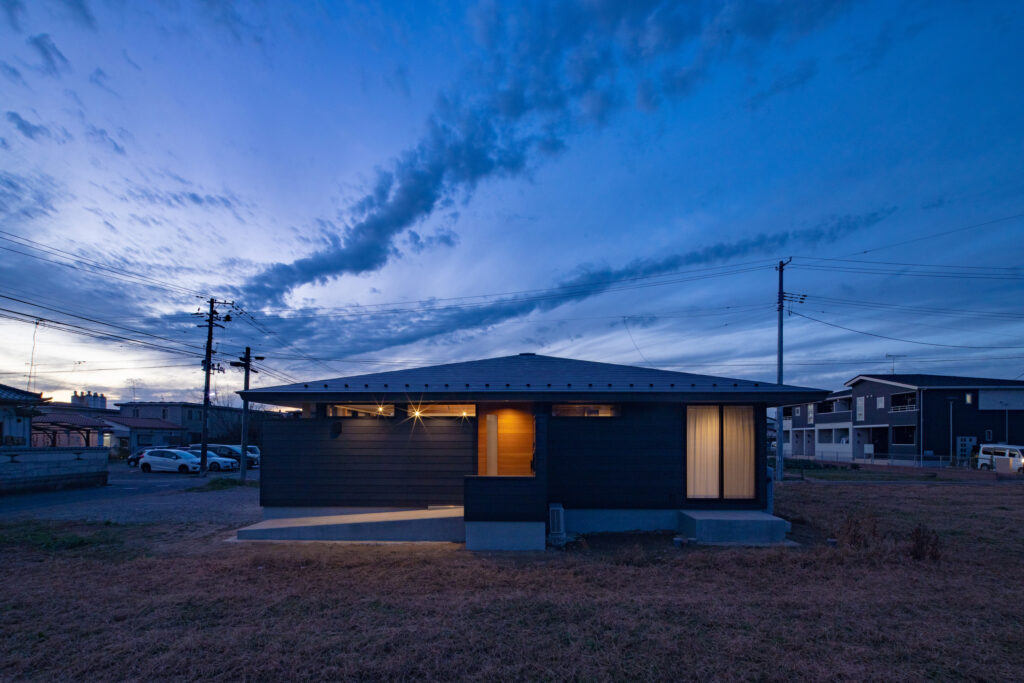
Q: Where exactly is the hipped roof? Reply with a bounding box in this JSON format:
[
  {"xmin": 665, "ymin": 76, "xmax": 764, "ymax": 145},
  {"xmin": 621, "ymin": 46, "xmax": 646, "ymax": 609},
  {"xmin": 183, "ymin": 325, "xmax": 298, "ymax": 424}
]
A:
[{"xmin": 241, "ymin": 354, "xmax": 828, "ymax": 407}]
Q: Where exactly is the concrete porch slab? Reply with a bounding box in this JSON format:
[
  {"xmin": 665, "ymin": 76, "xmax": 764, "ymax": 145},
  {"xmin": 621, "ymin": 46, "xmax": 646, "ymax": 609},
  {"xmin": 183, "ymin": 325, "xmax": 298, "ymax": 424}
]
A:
[
  {"xmin": 236, "ymin": 507, "xmax": 465, "ymax": 542},
  {"xmin": 679, "ymin": 510, "xmax": 789, "ymax": 545}
]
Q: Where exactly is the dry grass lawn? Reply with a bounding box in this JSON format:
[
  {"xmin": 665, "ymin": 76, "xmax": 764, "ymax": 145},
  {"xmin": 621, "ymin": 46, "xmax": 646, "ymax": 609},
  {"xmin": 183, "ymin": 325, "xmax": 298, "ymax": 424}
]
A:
[{"xmin": 2, "ymin": 482, "xmax": 1023, "ymax": 681}]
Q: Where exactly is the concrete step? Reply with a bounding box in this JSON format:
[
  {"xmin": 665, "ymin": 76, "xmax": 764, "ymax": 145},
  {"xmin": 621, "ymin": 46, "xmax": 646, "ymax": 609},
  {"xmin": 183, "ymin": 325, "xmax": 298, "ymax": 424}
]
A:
[
  {"xmin": 236, "ymin": 507, "xmax": 465, "ymax": 542},
  {"xmin": 678, "ymin": 510, "xmax": 789, "ymax": 545}
]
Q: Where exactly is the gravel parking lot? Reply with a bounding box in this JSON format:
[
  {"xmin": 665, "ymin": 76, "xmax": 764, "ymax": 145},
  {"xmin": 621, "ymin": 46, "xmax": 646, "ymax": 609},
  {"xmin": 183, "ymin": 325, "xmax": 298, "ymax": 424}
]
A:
[{"xmin": 0, "ymin": 466, "xmax": 262, "ymax": 526}]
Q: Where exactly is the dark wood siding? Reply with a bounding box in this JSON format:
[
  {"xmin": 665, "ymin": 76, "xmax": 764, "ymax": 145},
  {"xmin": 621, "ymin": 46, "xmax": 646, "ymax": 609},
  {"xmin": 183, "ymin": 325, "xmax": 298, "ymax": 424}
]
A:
[
  {"xmin": 547, "ymin": 403, "xmax": 685, "ymax": 509},
  {"xmin": 261, "ymin": 417, "xmax": 476, "ymax": 507}
]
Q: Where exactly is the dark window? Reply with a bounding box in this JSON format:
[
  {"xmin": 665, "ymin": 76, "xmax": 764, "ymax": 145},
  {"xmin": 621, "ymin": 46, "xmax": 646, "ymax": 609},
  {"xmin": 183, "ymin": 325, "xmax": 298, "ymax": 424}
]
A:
[
  {"xmin": 891, "ymin": 392, "xmax": 917, "ymax": 411},
  {"xmin": 782, "ymin": 407, "xmax": 793, "ymax": 418},
  {"xmin": 892, "ymin": 425, "xmax": 916, "ymax": 445},
  {"xmin": 551, "ymin": 404, "xmax": 620, "ymax": 417}
]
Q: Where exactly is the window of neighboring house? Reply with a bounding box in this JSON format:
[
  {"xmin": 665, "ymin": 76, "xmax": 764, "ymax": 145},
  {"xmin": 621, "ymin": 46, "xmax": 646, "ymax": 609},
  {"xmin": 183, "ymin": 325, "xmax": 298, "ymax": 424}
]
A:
[
  {"xmin": 133, "ymin": 408, "xmax": 139, "ymax": 417},
  {"xmin": 818, "ymin": 430, "xmax": 833, "ymax": 444},
  {"xmin": 836, "ymin": 428, "xmax": 850, "ymax": 444},
  {"xmin": 794, "ymin": 406, "xmax": 801, "ymax": 417},
  {"xmin": 876, "ymin": 396, "xmax": 885, "ymax": 410},
  {"xmin": 782, "ymin": 407, "xmax": 793, "ymax": 418},
  {"xmin": 162, "ymin": 409, "xmax": 167, "ymax": 419},
  {"xmin": 891, "ymin": 392, "xmax": 917, "ymax": 410},
  {"xmin": 551, "ymin": 404, "xmax": 620, "ymax": 417},
  {"xmin": 686, "ymin": 405, "xmax": 755, "ymax": 500},
  {"xmin": 965, "ymin": 393, "xmax": 973, "ymax": 405},
  {"xmin": 807, "ymin": 404, "xmax": 815, "ymax": 425},
  {"xmin": 329, "ymin": 404, "xmax": 395, "ymax": 417},
  {"xmin": 782, "ymin": 431, "xmax": 790, "ymax": 443},
  {"xmin": 892, "ymin": 425, "xmax": 916, "ymax": 445},
  {"xmin": 985, "ymin": 429, "xmax": 993, "ymax": 441}
]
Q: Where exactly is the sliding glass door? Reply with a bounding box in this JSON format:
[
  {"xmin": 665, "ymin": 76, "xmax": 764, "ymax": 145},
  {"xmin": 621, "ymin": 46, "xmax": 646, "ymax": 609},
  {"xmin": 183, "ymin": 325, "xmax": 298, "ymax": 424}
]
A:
[{"xmin": 686, "ymin": 405, "xmax": 755, "ymax": 500}]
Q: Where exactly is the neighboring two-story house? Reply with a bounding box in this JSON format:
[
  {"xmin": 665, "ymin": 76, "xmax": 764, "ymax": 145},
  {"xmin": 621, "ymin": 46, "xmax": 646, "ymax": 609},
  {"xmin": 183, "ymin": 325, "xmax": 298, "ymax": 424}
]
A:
[
  {"xmin": 116, "ymin": 402, "xmax": 246, "ymax": 443},
  {"xmin": 782, "ymin": 374, "xmax": 1024, "ymax": 466}
]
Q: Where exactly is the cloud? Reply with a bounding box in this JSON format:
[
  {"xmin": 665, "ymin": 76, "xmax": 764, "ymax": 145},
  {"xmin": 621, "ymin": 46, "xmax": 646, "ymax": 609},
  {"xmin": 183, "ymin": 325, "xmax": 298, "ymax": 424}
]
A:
[
  {"xmin": 122, "ymin": 184, "xmax": 238, "ymax": 210},
  {"xmin": 5, "ymin": 111, "xmax": 51, "ymax": 140},
  {"xmin": 85, "ymin": 125, "xmax": 126, "ymax": 155},
  {"xmin": 247, "ymin": 208, "xmax": 893, "ymax": 360},
  {"xmin": 88, "ymin": 67, "xmax": 118, "ymax": 95},
  {"xmin": 54, "ymin": 0, "xmax": 96, "ymax": 29},
  {"xmin": 0, "ymin": 61, "xmax": 26, "ymax": 86},
  {"xmin": 746, "ymin": 59, "xmax": 817, "ymax": 110},
  {"xmin": 406, "ymin": 227, "xmax": 458, "ymax": 253},
  {"xmin": 385, "ymin": 65, "xmax": 411, "ymax": 98},
  {"xmin": 27, "ymin": 34, "xmax": 71, "ymax": 77},
  {"xmin": 241, "ymin": 0, "xmax": 852, "ymax": 307},
  {"xmin": 121, "ymin": 49, "xmax": 141, "ymax": 71},
  {"xmin": 0, "ymin": 171, "xmax": 63, "ymax": 222},
  {"xmin": 0, "ymin": 0, "xmax": 24, "ymax": 31},
  {"xmin": 0, "ymin": 137, "xmax": 8, "ymax": 150}
]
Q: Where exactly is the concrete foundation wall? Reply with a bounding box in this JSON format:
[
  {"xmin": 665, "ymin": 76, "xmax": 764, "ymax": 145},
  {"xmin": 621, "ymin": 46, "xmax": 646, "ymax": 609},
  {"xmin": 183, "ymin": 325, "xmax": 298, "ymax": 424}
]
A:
[
  {"xmin": 564, "ymin": 509, "xmax": 679, "ymax": 534},
  {"xmin": 465, "ymin": 521, "xmax": 546, "ymax": 550},
  {"xmin": 0, "ymin": 446, "xmax": 109, "ymax": 494}
]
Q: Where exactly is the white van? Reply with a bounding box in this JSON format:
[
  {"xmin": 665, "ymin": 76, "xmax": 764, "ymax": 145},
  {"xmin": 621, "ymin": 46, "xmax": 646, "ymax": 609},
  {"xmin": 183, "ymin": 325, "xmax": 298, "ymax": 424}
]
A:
[{"xmin": 974, "ymin": 444, "xmax": 1024, "ymax": 473}]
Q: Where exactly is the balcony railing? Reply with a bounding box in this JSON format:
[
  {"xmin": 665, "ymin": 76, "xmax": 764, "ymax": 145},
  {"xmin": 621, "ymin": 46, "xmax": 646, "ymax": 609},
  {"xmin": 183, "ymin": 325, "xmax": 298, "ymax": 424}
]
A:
[{"xmin": 889, "ymin": 404, "xmax": 918, "ymax": 413}]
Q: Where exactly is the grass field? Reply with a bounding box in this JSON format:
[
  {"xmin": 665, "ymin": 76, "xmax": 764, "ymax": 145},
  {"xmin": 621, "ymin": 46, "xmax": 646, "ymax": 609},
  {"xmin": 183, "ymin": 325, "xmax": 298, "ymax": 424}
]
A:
[{"xmin": 2, "ymin": 482, "xmax": 1022, "ymax": 681}]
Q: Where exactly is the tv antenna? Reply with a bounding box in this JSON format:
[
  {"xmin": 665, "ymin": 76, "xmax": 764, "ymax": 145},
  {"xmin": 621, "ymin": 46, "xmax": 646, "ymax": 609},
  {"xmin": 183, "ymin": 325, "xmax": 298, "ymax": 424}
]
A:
[{"xmin": 884, "ymin": 354, "xmax": 906, "ymax": 374}]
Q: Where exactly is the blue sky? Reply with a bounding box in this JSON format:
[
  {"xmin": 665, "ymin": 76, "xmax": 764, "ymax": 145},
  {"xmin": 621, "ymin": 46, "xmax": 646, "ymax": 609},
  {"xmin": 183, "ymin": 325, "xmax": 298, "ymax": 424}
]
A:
[{"xmin": 1, "ymin": 0, "xmax": 1022, "ymax": 404}]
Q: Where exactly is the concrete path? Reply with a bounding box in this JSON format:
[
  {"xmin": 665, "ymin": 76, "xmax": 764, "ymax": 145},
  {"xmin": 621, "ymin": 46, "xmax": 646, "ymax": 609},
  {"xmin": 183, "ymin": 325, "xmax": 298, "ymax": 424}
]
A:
[
  {"xmin": 237, "ymin": 507, "xmax": 465, "ymax": 542},
  {"xmin": 791, "ymin": 478, "xmax": 1024, "ymax": 486},
  {"xmin": 0, "ymin": 467, "xmax": 262, "ymax": 525}
]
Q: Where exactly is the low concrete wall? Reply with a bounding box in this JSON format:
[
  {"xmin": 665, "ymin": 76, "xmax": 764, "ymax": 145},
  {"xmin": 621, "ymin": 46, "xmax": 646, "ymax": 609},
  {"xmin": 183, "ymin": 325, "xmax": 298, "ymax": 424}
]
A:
[
  {"xmin": 465, "ymin": 521, "xmax": 546, "ymax": 551},
  {"xmin": 563, "ymin": 509, "xmax": 679, "ymax": 534},
  {"xmin": 0, "ymin": 446, "xmax": 109, "ymax": 494}
]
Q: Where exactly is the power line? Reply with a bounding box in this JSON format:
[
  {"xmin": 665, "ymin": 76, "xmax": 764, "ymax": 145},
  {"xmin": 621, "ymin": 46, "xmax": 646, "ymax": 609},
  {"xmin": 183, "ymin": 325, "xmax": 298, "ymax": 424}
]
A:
[
  {"xmin": 0, "ymin": 292, "xmax": 207, "ymax": 354},
  {"xmin": 839, "ymin": 211, "xmax": 1024, "ymax": 257},
  {"xmin": 792, "ymin": 263, "xmax": 1024, "ymax": 280},
  {"xmin": 0, "ymin": 363, "xmax": 197, "ymax": 377},
  {"xmin": 800, "ymin": 294, "xmax": 1024, "ymax": 321},
  {"xmin": 0, "ymin": 230, "xmax": 211, "ymax": 297},
  {"xmin": 790, "ymin": 310, "xmax": 1024, "ymax": 350},
  {"xmin": 798, "ymin": 255, "xmax": 1022, "ymax": 271}
]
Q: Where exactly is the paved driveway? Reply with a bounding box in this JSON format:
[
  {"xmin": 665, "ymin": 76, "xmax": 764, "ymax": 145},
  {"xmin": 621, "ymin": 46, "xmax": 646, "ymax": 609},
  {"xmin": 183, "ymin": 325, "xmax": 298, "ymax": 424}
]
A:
[{"xmin": 0, "ymin": 466, "xmax": 262, "ymax": 525}]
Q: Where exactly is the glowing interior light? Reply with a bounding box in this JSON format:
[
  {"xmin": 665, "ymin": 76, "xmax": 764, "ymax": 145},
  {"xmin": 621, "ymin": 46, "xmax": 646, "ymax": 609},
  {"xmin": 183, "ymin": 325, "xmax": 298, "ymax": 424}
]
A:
[
  {"xmin": 462, "ymin": 411, "xmax": 468, "ymax": 416},
  {"xmin": 413, "ymin": 410, "xmax": 421, "ymax": 417},
  {"xmin": 377, "ymin": 406, "xmax": 383, "ymax": 413}
]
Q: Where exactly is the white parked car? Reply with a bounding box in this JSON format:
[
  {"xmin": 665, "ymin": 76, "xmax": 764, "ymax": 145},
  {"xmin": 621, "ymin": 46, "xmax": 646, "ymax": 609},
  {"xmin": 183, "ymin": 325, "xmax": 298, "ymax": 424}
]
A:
[
  {"xmin": 974, "ymin": 444, "xmax": 1024, "ymax": 473},
  {"xmin": 139, "ymin": 449, "xmax": 200, "ymax": 474}
]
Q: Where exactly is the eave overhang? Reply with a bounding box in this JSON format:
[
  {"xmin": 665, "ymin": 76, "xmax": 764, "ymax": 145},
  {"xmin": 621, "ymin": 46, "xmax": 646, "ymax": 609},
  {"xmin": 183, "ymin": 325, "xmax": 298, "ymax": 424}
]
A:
[{"xmin": 240, "ymin": 388, "xmax": 830, "ymax": 408}]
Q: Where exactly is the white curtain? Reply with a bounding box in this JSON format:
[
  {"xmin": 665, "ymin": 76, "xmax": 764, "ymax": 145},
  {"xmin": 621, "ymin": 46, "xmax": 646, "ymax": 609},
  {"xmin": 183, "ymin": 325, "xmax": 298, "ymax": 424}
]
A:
[
  {"xmin": 686, "ymin": 405, "xmax": 720, "ymax": 499},
  {"xmin": 723, "ymin": 405, "xmax": 755, "ymax": 499}
]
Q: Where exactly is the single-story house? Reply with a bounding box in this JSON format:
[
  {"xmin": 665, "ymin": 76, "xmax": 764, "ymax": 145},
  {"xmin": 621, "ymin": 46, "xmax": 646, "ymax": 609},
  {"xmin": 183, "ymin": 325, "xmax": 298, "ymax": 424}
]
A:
[
  {"xmin": 240, "ymin": 354, "xmax": 828, "ymax": 549},
  {"xmin": 32, "ymin": 412, "xmax": 113, "ymax": 448},
  {"xmin": 103, "ymin": 416, "xmax": 187, "ymax": 454},
  {"xmin": 0, "ymin": 383, "xmax": 47, "ymax": 447}
]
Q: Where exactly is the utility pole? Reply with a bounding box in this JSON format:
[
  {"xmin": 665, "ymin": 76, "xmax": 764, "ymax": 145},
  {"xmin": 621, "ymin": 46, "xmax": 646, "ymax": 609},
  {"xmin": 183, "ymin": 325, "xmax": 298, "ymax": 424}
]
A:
[
  {"xmin": 231, "ymin": 347, "xmax": 263, "ymax": 483},
  {"xmin": 774, "ymin": 257, "xmax": 792, "ymax": 482},
  {"xmin": 194, "ymin": 297, "xmax": 232, "ymax": 476}
]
